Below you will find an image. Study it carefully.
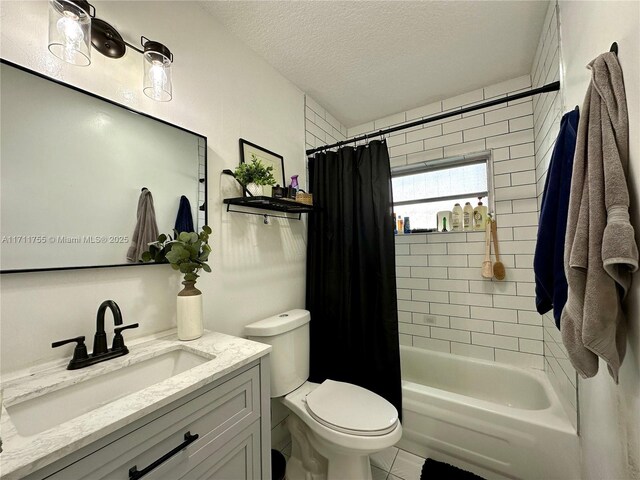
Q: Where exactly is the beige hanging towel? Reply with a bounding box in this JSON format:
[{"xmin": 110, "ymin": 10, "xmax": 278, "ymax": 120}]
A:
[
  {"xmin": 561, "ymin": 52, "xmax": 638, "ymax": 383},
  {"xmin": 126, "ymin": 188, "xmax": 160, "ymax": 263}
]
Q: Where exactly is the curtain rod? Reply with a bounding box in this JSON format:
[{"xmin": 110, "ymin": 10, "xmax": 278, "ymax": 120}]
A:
[{"xmin": 306, "ymin": 80, "xmax": 560, "ymax": 155}]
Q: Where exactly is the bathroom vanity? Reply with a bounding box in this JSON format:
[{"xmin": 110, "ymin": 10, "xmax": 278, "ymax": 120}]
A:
[{"xmin": 0, "ymin": 331, "xmax": 271, "ymax": 480}]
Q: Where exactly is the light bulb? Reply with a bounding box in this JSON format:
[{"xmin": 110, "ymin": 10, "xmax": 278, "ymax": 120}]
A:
[
  {"xmin": 142, "ymin": 41, "xmax": 172, "ymax": 101},
  {"xmin": 148, "ymin": 61, "xmax": 167, "ymax": 100},
  {"xmin": 56, "ymin": 12, "xmax": 84, "ymax": 62},
  {"xmin": 48, "ymin": 0, "xmax": 91, "ymax": 66}
]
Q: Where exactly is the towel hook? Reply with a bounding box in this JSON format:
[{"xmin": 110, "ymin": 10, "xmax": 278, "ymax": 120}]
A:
[
  {"xmin": 141, "ymin": 187, "xmax": 147, "ymax": 192},
  {"xmin": 610, "ymin": 42, "xmax": 618, "ymax": 56}
]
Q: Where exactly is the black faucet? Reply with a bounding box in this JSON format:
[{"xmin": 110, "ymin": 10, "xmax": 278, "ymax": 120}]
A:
[
  {"xmin": 93, "ymin": 300, "xmax": 123, "ymax": 356},
  {"xmin": 52, "ymin": 300, "xmax": 139, "ymax": 370}
]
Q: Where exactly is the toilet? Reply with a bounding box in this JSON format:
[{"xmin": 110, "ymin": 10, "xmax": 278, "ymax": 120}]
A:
[{"xmin": 245, "ymin": 309, "xmax": 402, "ymax": 480}]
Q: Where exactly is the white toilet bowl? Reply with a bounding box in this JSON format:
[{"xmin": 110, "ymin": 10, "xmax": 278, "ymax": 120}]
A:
[
  {"xmin": 282, "ymin": 381, "xmax": 402, "ymax": 480},
  {"xmin": 244, "ymin": 310, "xmax": 402, "ymax": 480}
]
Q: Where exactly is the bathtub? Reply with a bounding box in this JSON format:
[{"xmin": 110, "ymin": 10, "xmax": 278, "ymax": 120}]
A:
[{"xmin": 398, "ymin": 346, "xmax": 579, "ymax": 480}]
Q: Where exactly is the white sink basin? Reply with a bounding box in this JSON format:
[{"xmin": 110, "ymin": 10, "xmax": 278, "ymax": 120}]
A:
[{"xmin": 6, "ymin": 349, "xmax": 213, "ymax": 437}]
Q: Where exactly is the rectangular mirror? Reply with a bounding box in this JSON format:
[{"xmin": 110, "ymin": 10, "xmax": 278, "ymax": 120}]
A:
[{"xmin": 0, "ymin": 60, "xmax": 207, "ymax": 273}]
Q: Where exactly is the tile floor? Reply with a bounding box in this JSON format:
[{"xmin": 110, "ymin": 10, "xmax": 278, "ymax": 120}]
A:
[
  {"xmin": 370, "ymin": 446, "xmax": 425, "ymax": 480},
  {"xmin": 280, "ymin": 444, "xmax": 426, "ymax": 480}
]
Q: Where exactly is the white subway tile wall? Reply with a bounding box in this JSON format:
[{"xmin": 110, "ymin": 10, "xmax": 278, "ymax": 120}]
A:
[
  {"xmin": 344, "ymin": 72, "xmax": 543, "ymax": 371},
  {"xmin": 530, "ymin": 2, "xmax": 578, "ymax": 429},
  {"xmin": 305, "ymin": 95, "xmax": 348, "ymax": 150},
  {"xmin": 394, "ymin": 231, "xmax": 543, "ymax": 370}
]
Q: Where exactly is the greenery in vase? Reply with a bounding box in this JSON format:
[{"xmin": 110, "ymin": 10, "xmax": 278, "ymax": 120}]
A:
[
  {"xmin": 141, "ymin": 225, "xmax": 212, "ymax": 283},
  {"xmin": 233, "ymin": 154, "xmax": 276, "ymax": 187}
]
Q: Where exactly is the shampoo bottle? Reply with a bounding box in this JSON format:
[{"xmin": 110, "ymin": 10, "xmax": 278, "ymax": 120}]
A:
[
  {"xmin": 397, "ymin": 215, "xmax": 404, "ymax": 235},
  {"xmin": 473, "ymin": 197, "xmax": 488, "ymax": 231},
  {"xmin": 451, "ymin": 203, "xmax": 463, "ymax": 231},
  {"xmin": 463, "ymin": 202, "xmax": 474, "ymax": 230}
]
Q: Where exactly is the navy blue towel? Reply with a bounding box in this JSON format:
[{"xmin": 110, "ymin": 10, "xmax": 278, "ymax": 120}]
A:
[
  {"xmin": 534, "ymin": 108, "xmax": 579, "ymax": 328},
  {"xmin": 174, "ymin": 195, "xmax": 195, "ymax": 233}
]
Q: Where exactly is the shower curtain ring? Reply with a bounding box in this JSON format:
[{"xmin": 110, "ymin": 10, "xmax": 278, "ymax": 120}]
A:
[{"xmin": 365, "ymin": 133, "xmax": 369, "ymax": 145}]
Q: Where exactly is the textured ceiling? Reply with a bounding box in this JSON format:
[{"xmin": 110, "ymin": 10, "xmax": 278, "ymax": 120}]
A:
[{"xmin": 200, "ymin": 1, "xmax": 549, "ymax": 128}]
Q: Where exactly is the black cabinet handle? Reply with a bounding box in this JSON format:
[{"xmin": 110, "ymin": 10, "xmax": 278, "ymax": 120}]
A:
[{"xmin": 128, "ymin": 431, "xmax": 199, "ymax": 480}]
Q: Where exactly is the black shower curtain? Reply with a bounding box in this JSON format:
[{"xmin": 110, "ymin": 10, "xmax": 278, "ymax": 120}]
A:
[{"xmin": 306, "ymin": 140, "xmax": 402, "ymax": 417}]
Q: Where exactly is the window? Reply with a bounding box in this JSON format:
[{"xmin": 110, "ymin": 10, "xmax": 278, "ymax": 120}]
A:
[{"xmin": 391, "ymin": 153, "xmax": 491, "ymax": 231}]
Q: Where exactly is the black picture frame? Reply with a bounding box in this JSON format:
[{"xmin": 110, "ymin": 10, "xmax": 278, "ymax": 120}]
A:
[{"xmin": 239, "ymin": 138, "xmax": 286, "ymax": 189}]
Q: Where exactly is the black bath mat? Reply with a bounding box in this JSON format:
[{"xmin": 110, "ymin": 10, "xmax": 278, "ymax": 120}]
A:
[{"xmin": 420, "ymin": 458, "xmax": 485, "ymax": 480}]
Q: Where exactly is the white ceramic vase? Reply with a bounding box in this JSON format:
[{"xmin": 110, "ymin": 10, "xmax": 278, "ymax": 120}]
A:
[
  {"xmin": 246, "ymin": 183, "xmax": 264, "ymax": 197},
  {"xmin": 177, "ymin": 280, "xmax": 203, "ymax": 341}
]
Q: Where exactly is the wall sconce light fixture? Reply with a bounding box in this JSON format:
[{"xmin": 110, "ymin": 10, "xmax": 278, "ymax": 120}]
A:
[
  {"xmin": 47, "ymin": 0, "xmax": 174, "ymax": 102},
  {"xmin": 48, "ymin": 0, "xmax": 93, "ymax": 66}
]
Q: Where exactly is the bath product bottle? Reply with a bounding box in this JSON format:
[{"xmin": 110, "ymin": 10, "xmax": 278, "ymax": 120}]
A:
[
  {"xmin": 288, "ymin": 175, "xmax": 299, "ymax": 199},
  {"xmin": 463, "ymin": 202, "xmax": 474, "ymax": 230},
  {"xmin": 451, "ymin": 203, "xmax": 463, "ymax": 232},
  {"xmin": 397, "ymin": 215, "xmax": 404, "ymax": 235},
  {"xmin": 404, "ymin": 217, "xmax": 411, "ymax": 234},
  {"xmin": 289, "ymin": 175, "xmax": 299, "ymax": 191},
  {"xmin": 436, "ymin": 211, "xmax": 452, "ymax": 232},
  {"xmin": 442, "ymin": 217, "xmax": 448, "ymax": 232},
  {"xmin": 393, "ymin": 212, "xmax": 397, "ymax": 235},
  {"xmin": 473, "ymin": 197, "xmax": 488, "ymax": 231}
]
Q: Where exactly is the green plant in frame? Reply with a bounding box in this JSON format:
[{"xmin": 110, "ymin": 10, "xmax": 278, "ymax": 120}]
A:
[
  {"xmin": 233, "ymin": 154, "xmax": 276, "ymax": 187},
  {"xmin": 141, "ymin": 225, "xmax": 212, "ymax": 283}
]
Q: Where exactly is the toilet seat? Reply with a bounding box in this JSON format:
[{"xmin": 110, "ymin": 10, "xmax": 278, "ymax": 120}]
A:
[{"xmin": 304, "ymin": 380, "xmax": 398, "ymax": 437}]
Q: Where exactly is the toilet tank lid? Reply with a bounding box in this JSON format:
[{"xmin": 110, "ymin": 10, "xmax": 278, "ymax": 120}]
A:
[{"xmin": 244, "ymin": 309, "xmax": 310, "ymax": 337}]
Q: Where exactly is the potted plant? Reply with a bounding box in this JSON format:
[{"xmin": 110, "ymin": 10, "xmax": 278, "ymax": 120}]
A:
[
  {"xmin": 142, "ymin": 225, "xmax": 212, "ymax": 340},
  {"xmin": 233, "ymin": 154, "xmax": 276, "ymax": 196}
]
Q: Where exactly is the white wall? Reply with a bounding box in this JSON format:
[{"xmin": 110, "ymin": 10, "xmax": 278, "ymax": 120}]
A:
[
  {"xmin": 344, "ymin": 76, "xmax": 547, "ymax": 371},
  {"xmin": 0, "ymin": 1, "xmax": 307, "ymax": 374},
  {"xmin": 530, "ymin": 1, "xmax": 578, "ymax": 429},
  {"xmin": 558, "ymin": 1, "xmax": 640, "ymax": 479}
]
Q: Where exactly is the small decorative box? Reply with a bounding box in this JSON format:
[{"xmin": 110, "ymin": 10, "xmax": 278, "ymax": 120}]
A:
[{"xmin": 295, "ymin": 192, "xmax": 313, "ymax": 205}]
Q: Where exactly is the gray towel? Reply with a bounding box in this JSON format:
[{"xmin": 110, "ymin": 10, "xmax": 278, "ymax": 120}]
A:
[
  {"xmin": 561, "ymin": 52, "xmax": 639, "ymax": 382},
  {"xmin": 126, "ymin": 188, "xmax": 160, "ymax": 263}
]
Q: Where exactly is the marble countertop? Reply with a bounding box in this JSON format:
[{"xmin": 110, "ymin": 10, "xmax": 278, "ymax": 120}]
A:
[{"xmin": 0, "ymin": 330, "xmax": 271, "ymax": 480}]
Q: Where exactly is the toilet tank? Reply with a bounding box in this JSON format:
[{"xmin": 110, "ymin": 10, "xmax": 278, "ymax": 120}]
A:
[{"xmin": 244, "ymin": 309, "xmax": 310, "ymax": 398}]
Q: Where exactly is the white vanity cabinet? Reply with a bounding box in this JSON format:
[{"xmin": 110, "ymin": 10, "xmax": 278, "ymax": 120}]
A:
[{"xmin": 24, "ymin": 360, "xmax": 271, "ymax": 480}]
